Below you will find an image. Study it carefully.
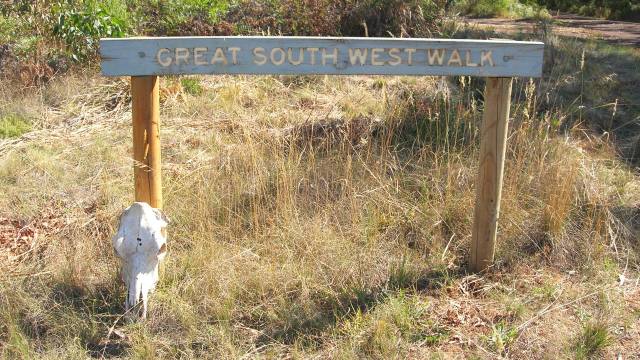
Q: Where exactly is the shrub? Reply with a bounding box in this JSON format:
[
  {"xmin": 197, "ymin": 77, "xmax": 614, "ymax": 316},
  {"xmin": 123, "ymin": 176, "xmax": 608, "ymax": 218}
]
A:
[
  {"xmin": 534, "ymin": 0, "xmax": 640, "ymax": 21},
  {"xmin": 134, "ymin": 0, "xmax": 232, "ymax": 35},
  {"xmin": 0, "ymin": 113, "xmax": 31, "ymax": 138},
  {"xmin": 340, "ymin": 0, "xmax": 442, "ymax": 37},
  {"xmin": 0, "ymin": 14, "xmax": 21, "ymax": 43},
  {"xmin": 460, "ymin": 0, "xmax": 513, "ymax": 17},
  {"xmin": 574, "ymin": 322, "xmax": 610, "ymax": 359},
  {"xmin": 227, "ymin": 0, "xmax": 444, "ymax": 37},
  {"xmin": 52, "ymin": 1, "xmax": 128, "ymax": 61},
  {"xmin": 454, "ymin": 0, "xmax": 549, "ymax": 18},
  {"xmin": 181, "ymin": 77, "xmax": 204, "ymax": 96}
]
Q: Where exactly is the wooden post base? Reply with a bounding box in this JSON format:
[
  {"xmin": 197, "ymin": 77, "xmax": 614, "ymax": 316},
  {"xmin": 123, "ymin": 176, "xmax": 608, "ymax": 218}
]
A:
[
  {"xmin": 131, "ymin": 76, "xmax": 162, "ymax": 209},
  {"xmin": 470, "ymin": 77, "xmax": 512, "ymax": 272}
]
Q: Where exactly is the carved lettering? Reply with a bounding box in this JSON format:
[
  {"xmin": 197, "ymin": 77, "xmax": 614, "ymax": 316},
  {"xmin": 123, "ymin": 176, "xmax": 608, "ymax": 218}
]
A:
[
  {"xmin": 253, "ymin": 47, "xmax": 267, "ymax": 65},
  {"xmin": 322, "ymin": 48, "xmax": 338, "ymax": 65},
  {"xmin": 427, "ymin": 49, "xmax": 445, "ymax": 65},
  {"xmin": 211, "ymin": 48, "xmax": 228, "ymax": 65},
  {"xmin": 157, "ymin": 48, "xmax": 172, "ymax": 67},
  {"xmin": 349, "ymin": 48, "xmax": 368, "ymax": 65},
  {"xmin": 481, "ymin": 50, "xmax": 494, "ymax": 67},
  {"xmin": 447, "ymin": 49, "xmax": 462, "ymax": 66},
  {"xmin": 388, "ymin": 48, "xmax": 401, "ymax": 66},
  {"xmin": 270, "ymin": 48, "xmax": 286, "ymax": 65},
  {"xmin": 307, "ymin": 47, "xmax": 319, "ymax": 65},
  {"xmin": 465, "ymin": 50, "xmax": 478, "ymax": 67},
  {"xmin": 194, "ymin": 47, "xmax": 208, "ymax": 65},
  {"xmin": 150, "ymin": 45, "xmax": 508, "ymax": 71},
  {"xmin": 229, "ymin": 47, "xmax": 240, "ymax": 65},
  {"xmin": 288, "ymin": 48, "xmax": 304, "ymax": 65},
  {"xmin": 371, "ymin": 48, "xmax": 384, "ymax": 66},
  {"xmin": 175, "ymin": 47, "xmax": 189, "ymax": 65},
  {"xmin": 405, "ymin": 48, "xmax": 416, "ymax": 65}
]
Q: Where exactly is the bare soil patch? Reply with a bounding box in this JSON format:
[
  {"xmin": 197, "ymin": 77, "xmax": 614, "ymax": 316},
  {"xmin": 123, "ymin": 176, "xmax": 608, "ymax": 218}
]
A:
[
  {"xmin": 465, "ymin": 14, "xmax": 640, "ymax": 47},
  {"xmin": 0, "ymin": 211, "xmax": 66, "ymax": 270}
]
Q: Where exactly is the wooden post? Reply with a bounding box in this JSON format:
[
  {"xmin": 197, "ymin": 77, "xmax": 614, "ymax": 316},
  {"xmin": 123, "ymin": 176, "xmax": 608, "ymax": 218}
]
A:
[
  {"xmin": 131, "ymin": 76, "xmax": 162, "ymax": 209},
  {"xmin": 470, "ymin": 77, "xmax": 512, "ymax": 272}
]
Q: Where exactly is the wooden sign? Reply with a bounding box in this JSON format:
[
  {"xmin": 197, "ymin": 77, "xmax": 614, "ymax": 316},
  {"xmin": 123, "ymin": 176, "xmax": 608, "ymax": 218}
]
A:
[
  {"xmin": 100, "ymin": 37, "xmax": 544, "ymax": 77},
  {"xmin": 99, "ymin": 36, "xmax": 544, "ymax": 273}
]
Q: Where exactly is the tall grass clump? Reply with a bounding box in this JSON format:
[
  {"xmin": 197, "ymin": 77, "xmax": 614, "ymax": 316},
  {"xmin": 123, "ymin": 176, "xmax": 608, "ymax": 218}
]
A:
[
  {"xmin": 534, "ymin": 0, "xmax": 640, "ymax": 21},
  {"xmin": 454, "ymin": 0, "xmax": 550, "ymax": 18},
  {"xmin": 0, "ymin": 113, "xmax": 31, "ymax": 138},
  {"xmin": 574, "ymin": 321, "xmax": 611, "ymax": 359}
]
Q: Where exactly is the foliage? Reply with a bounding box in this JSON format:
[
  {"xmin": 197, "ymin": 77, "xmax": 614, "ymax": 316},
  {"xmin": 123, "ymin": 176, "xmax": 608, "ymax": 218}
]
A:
[
  {"xmin": 134, "ymin": 0, "xmax": 233, "ymax": 35},
  {"xmin": 227, "ymin": 0, "xmax": 445, "ymax": 37},
  {"xmin": 534, "ymin": 0, "xmax": 640, "ymax": 21},
  {"xmin": 574, "ymin": 322, "xmax": 611, "ymax": 359},
  {"xmin": 463, "ymin": 0, "xmax": 513, "ymax": 17},
  {"xmin": 0, "ymin": 14, "xmax": 21, "ymax": 43},
  {"xmin": 488, "ymin": 322, "xmax": 518, "ymax": 353},
  {"xmin": 454, "ymin": 0, "xmax": 550, "ymax": 18},
  {"xmin": 0, "ymin": 113, "xmax": 31, "ymax": 138},
  {"xmin": 181, "ymin": 77, "xmax": 204, "ymax": 96},
  {"xmin": 0, "ymin": 0, "xmax": 454, "ymax": 80},
  {"xmin": 52, "ymin": 1, "xmax": 128, "ymax": 61}
]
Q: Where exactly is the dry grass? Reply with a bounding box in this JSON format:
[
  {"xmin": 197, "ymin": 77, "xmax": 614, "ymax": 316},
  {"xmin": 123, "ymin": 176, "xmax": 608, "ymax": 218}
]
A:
[{"xmin": 1, "ymin": 37, "xmax": 639, "ymax": 358}]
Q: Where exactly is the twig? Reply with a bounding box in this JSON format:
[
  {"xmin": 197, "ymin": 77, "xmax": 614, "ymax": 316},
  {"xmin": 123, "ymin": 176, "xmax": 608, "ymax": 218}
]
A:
[
  {"xmin": 441, "ymin": 234, "xmax": 455, "ymax": 261},
  {"xmin": 516, "ymin": 284, "xmax": 616, "ymax": 333}
]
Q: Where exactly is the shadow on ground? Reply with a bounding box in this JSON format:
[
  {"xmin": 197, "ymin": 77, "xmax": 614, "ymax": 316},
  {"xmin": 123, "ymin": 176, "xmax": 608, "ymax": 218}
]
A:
[
  {"xmin": 457, "ymin": 24, "xmax": 640, "ymax": 168},
  {"xmin": 252, "ymin": 266, "xmax": 463, "ymax": 345}
]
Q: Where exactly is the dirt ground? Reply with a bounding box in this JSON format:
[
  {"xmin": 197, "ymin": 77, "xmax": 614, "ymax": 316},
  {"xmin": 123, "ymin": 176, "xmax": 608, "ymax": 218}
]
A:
[{"xmin": 465, "ymin": 14, "xmax": 640, "ymax": 47}]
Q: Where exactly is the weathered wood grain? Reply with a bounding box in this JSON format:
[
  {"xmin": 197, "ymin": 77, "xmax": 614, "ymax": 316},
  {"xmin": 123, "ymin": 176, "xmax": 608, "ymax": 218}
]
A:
[
  {"xmin": 100, "ymin": 37, "xmax": 544, "ymax": 77},
  {"xmin": 470, "ymin": 77, "xmax": 512, "ymax": 272},
  {"xmin": 132, "ymin": 76, "xmax": 162, "ymax": 209}
]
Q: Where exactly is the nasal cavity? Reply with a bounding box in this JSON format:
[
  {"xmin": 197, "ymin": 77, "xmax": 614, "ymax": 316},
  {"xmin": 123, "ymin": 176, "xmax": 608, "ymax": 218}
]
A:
[{"xmin": 137, "ymin": 237, "xmax": 142, "ymax": 246}]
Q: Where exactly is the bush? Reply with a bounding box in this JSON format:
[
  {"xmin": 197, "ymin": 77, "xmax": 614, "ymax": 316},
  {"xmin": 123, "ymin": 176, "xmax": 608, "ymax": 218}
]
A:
[
  {"xmin": 0, "ymin": 113, "xmax": 31, "ymax": 138},
  {"xmin": 534, "ymin": 0, "xmax": 640, "ymax": 21},
  {"xmin": 228, "ymin": 0, "xmax": 444, "ymax": 37},
  {"xmin": 181, "ymin": 77, "xmax": 204, "ymax": 96},
  {"xmin": 461, "ymin": 0, "xmax": 513, "ymax": 17},
  {"xmin": 0, "ymin": 0, "xmax": 450, "ymax": 81},
  {"xmin": 52, "ymin": 1, "xmax": 128, "ymax": 61},
  {"xmin": 454, "ymin": 0, "xmax": 549, "ymax": 18},
  {"xmin": 340, "ymin": 0, "xmax": 443, "ymax": 37},
  {"xmin": 574, "ymin": 322, "xmax": 610, "ymax": 359},
  {"xmin": 0, "ymin": 14, "xmax": 21, "ymax": 43},
  {"xmin": 133, "ymin": 0, "xmax": 232, "ymax": 35}
]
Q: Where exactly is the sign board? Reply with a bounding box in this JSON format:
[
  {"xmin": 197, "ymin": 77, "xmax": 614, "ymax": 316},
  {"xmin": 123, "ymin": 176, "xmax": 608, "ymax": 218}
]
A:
[
  {"xmin": 100, "ymin": 36, "xmax": 544, "ymax": 77},
  {"xmin": 99, "ymin": 35, "xmax": 544, "ymax": 273}
]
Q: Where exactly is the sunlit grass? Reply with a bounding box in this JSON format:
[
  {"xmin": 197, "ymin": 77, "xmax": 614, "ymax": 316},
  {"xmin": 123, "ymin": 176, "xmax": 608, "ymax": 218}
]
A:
[{"xmin": 1, "ymin": 32, "xmax": 639, "ymax": 358}]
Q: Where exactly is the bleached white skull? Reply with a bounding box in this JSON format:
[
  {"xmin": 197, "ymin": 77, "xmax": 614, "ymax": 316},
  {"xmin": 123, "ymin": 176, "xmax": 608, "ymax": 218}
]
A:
[{"xmin": 112, "ymin": 202, "xmax": 168, "ymax": 319}]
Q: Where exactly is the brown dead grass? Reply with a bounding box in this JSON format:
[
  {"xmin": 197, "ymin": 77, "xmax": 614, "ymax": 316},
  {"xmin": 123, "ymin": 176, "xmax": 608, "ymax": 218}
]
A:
[{"xmin": 0, "ymin": 37, "xmax": 639, "ymax": 358}]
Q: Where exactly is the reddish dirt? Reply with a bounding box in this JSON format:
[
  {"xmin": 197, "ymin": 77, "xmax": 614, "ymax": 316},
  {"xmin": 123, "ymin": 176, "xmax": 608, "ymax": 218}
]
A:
[
  {"xmin": 0, "ymin": 216, "xmax": 38, "ymax": 264},
  {"xmin": 0, "ymin": 213, "xmax": 66, "ymax": 268},
  {"xmin": 465, "ymin": 14, "xmax": 640, "ymax": 47}
]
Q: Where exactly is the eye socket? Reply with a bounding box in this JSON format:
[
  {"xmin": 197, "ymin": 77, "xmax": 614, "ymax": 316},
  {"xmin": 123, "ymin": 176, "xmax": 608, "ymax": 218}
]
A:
[{"xmin": 158, "ymin": 243, "xmax": 167, "ymax": 255}]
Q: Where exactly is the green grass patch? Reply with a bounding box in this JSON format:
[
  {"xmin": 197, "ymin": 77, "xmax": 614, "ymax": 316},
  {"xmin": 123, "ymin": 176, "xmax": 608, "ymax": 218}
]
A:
[
  {"xmin": 0, "ymin": 113, "xmax": 31, "ymax": 138},
  {"xmin": 535, "ymin": 0, "xmax": 640, "ymax": 21},
  {"xmin": 181, "ymin": 77, "xmax": 204, "ymax": 96},
  {"xmin": 574, "ymin": 322, "xmax": 610, "ymax": 359},
  {"xmin": 0, "ymin": 14, "xmax": 22, "ymax": 43},
  {"xmin": 487, "ymin": 321, "xmax": 518, "ymax": 354},
  {"xmin": 454, "ymin": 0, "xmax": 550, "ymax": 18}
]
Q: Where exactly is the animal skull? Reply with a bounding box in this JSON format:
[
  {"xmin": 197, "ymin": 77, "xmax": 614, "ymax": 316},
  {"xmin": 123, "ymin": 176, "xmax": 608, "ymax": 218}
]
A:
[{"xmin": 112, "ymin": 202, "xmax": 168, "ymax": 319}]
